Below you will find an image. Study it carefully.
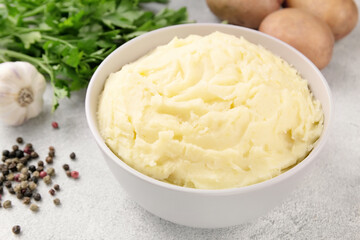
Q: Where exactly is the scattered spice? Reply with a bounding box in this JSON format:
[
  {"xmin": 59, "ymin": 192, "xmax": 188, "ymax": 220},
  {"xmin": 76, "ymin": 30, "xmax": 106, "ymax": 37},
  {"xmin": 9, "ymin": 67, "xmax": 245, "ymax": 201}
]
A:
[
  {"xmin": 16, "ymin": 137, "xmax": 23, "ymax": 144},
  {"xmin": 53, "ymin": 184, "xmax": 60, "ymax": 191},
  {"xmin": 39, "ymin": 171, "xmax": 47, "ymax": 178},
  {"xmin": 53, "ymin": 198, "xmax": 61, "ymax": 205},
  {"xmin": 3, "ymin": 200, "xmax": 12, "ymax": 208},
  {"xmin": 48, "ymin": 151, "xmax": 55, "ymax": 157},
  {"xmin": 5, "ymin": 181, "xmax": 12, "ymax": 188},
  {"xmin": 47, "ymin": 167, "xmax": 55, "ymax": 176},
  {"xmin": 23, "ymin": 197, "xmax": 31, "ymax": 205},
  {"xmin": 51, "ymin": 121, "xmax": 59, "ymax": 129},
  {"xmin": 30, "ymin": 203, "xmax": 39, "ymax": 212},
  {"xmin": 37, "ymin": 160, "xmax": 44, "ymax": 167},
  {"xmin": 30, "ymin": 152, "xmax": 38, "ymax": 159},
  {"xmin": 43, "ymin": 175, "xmax": 52, "ymax": 185},
  {"xmin": 66, "ymin": 170, "xmax": 71, "ymax": 177},
  {"xmin": 28, "ymin": 165, "xmax": 36, "ymax": 172},
  {"xmin": 71, "ymin": 171, "xmax": 79, "ymax": 179},
  {"xmin": 49, "ymin": 189, "xmax": 55, "ymax": 196},
  {"xmin": 63, "ymin": 164, "xmax": 69, "ymax": 171},
  {"xmin": 70, "ymin": 152, "xmax": 76, "ymax": 160},
  {"xmin": 12, "ymin": 145, "xmax": 19, "ymax": 151},
  {"xmin": 45, "ymin": 156, "xmax": 53, "ymax": 164},
  {"xmin": 8, "ymin": 187, "xmax": 15, "ymax": 194},
  {"xmin": 29, "ymin": 182, "xmax": 37, "ymax": 190},
  {"xmin": 33, "ymin": 193, "xmax": 41, "ymax": 201},
  {"xmin": 12, "ymin": 225, "xmax": 21, "ymax": 235}
]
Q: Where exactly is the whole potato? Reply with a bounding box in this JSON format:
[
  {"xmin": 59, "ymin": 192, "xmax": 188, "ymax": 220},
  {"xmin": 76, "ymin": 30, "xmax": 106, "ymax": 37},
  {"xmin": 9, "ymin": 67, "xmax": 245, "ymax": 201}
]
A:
[
  {"xmin": 285, "ymin": 0, "xmax": 358, "ymax": 40},
  {"xmin": 206, "ymin": 0, "xmax": 284, "ymax": 29},
  {"xmin": 259, "ymin": 9, "xmax": 334, "ymax": 69}
]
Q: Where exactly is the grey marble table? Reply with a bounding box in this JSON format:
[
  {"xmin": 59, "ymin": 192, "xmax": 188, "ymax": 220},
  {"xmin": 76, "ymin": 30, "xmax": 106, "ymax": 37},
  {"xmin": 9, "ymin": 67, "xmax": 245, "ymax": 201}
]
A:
[{"xmin": 0, "ymin": 1, "xmax": 359, "ymax": 239}]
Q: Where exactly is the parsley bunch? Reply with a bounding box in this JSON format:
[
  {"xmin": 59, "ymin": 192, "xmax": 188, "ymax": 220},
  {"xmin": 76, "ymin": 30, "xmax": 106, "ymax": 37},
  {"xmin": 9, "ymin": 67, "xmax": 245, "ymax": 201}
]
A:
[{"xmin": 0, "ymin": 0, "xmax": 188, "ymax": 110}]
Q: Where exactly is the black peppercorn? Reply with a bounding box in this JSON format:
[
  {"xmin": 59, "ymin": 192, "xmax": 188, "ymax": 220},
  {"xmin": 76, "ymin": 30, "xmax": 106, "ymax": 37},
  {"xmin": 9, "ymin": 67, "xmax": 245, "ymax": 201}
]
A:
[
  {"xmin": 8, "ymin": 187, "xmax": 15, "ymax": 194},
  {"xmin": 15, "ymin": 150, "xmax": 24, "ymax": 158},
  {"xmin": 63, "ymin": 164, "xmax": 70, "ymax": 171},
  {"xmin": 2, "ymin": 150, "xmax": 9, "ymax": 157},
  {"xmin": 29, "ymin": 165, "xmax": 36, "ymax": 172},
  {"xmin": 31, "ymin": 176, "xmax": 38, "ymax": 184},
  {"xmin": 12, "ymin": 225, "xmax": 21, "ymax": 234},
  {"xmin": 36, "ymin": 166, "xmax": 44, "ymax": 172},
  {"xmin": 45, "ymin": 156, "xmax": 53, "ymax": 164},
  {"xmin": 70, "ymin": 152, "xmax": 76, "ymax": 159},
  {"xmin": 4, "ymin": 181, "xmax": 11, "ymax": 188},
  {"xmin": 16, "ymin": 137, "xmax": 23, "ymax": 144},
  {"xmin": 33, "ymin": 193, "xmax": 41, "ymax": 201},
  {"xmin": 0, "ymin": 186, "xmax": 3, "ymax": 194},
  {"xmin": 19, "ymin": 157, "xmax": 28, "ymax": 165},
  {"xmin": 54, "ymin": 184, "xmax": 60, "ymax": 191},
  {"xmin": 9, "ymin": 151, "xmax": 16, "ymax": 158},
  {"xmin": 37, "ymin": 161, "xmax": 44, "ymax": 167},
  {"xmin": 24, "ymin": 188, "xmax": 33, "ymax": 198}
]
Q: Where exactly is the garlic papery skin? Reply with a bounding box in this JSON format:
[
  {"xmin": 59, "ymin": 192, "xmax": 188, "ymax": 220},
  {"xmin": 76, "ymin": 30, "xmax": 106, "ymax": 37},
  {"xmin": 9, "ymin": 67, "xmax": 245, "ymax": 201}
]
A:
[{"xmin": 0, "ymin": 61, "xmax": 46, "ymax": 126}]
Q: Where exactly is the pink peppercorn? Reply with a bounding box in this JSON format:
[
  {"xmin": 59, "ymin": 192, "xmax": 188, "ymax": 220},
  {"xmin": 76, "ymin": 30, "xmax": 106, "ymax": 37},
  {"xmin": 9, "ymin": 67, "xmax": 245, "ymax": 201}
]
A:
[
  {"xmin": 14, "ymin": 174, "xmax": 20, "ymax": 182},
  {"xmin": 24, "ymin": 146, "xmax": 31, "ymax": 154},
  {"xmin": 70, "ymin": 171, "xmax": 79, "ymax": 179},
  {"xmin": 51, "ymin": 121, "xmax": 59, "ymax": 129},
  {"xmin": 39, "ymin": 171, "xmax": 47, "ymax": 178}
]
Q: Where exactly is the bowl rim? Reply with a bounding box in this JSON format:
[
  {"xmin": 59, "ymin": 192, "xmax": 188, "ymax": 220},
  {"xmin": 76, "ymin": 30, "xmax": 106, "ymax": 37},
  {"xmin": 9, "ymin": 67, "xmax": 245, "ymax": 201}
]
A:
[{"xmin": 85, "ymin": 23, "xmax": 333, "ymax": 196}]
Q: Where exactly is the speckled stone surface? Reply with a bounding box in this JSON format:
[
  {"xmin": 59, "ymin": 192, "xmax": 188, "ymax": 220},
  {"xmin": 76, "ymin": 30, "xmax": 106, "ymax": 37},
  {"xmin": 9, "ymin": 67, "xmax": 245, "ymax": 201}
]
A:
[{"xmin": 0, "ymin": 1, "xmax": 359, "ymax": 239}]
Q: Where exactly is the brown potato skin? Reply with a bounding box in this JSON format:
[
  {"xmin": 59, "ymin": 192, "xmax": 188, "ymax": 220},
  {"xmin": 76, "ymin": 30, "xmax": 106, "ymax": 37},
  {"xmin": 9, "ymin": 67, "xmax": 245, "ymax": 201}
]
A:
[
  {"xmin": 206, "ymin": 0, "xmax": 284, "ymax": 29},
  {"xmin": 259, "ymin": 9, "xmax": 334, "ymax": 69},
  {"xmin": 285, "ymin": 0, "xmax": 359, "ymax": 40}
]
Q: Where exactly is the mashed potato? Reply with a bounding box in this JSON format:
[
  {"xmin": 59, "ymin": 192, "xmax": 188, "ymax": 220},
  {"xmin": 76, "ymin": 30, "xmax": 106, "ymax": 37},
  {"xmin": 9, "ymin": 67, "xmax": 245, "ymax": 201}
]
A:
[{"xmin": 97, "ymin": 32, "xmax": 323, "ymax": 189}]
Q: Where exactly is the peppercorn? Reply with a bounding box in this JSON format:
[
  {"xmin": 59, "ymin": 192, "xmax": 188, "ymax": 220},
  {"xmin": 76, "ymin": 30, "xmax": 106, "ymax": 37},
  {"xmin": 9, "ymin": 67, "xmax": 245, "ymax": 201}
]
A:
[
  {"xmin": 20, "ymin": 181, "xmax": 28, "ymax": 189},
  {"xmin": 37, "ymin": 166, "xmax": 44, "ymax": 172},
  {"xmin": 51, "ymin": 121, "xmax": 59, "ymax": 129},
  {"xmin": 33, "ymin": 193, "xmax": 41, "ymax": 201},
  {"xmin": 32, "ymin": 171, "xmax": 40, "ymax": 178},
  {"xmin": 3, "ymin": 200, "xmax": 12, "ymax": 208},
  {"xmin": 19, "ymin": 157, "xmax": 28, "ymax": 165},
  {"xmin": 47, "ymin": 167, "xmax": 55, "ymax": 176},
  {"xmin": 13, "ymin": 184, "xmax": 21, "ymax": 193},
  {"xmin": 49, "ymin": 189, "xmax": 55, "ymax": 196},
  {"xmin": 45, "ymin": 156, "xmax": 53, "ymax": 164},
  {"xmin": 8, "ymin": 162, "xmax": 17, "ymax": 172},
  {"xmin": 63, "ymin": 164, "xmax": 70, "ymax": 171},
  {"xmin": 31, "ymin": 176, "xmax": 38, "ymax": 184},
  {"xmin": 16, "ymin": 163, "xmax": 24, "ymax": 171},
  {"xmin": 30, "ymin": 203, "xmax": 39, "ymax": 212},
  {"xmin": 28, "ymin": 165, "xmax": 36, "ymax": 172},
  {"xmin": 6, "ymin": 173, "xmax": 14, "ymax": 181},
  {"xmin": 43, "ymin": 175, "xmax": 52, "ymax": 185},
  {"xmin": 29, "ymin": 182, "xmax": 37, "ymax": 191},
  {"xmin": 53, "ymin": 198, "xmax": 61, "ymax": 205},
  {"xmin": 8, "ymin": 151, "xmax": 16, "ymax": 158},
  {"xmin": 37, "ymin": 160, "xmax": 44, "ymax": 167},
  {"xmin": 48, "ymin": 151, "xmax": 55, "ymax": 157},
  {"xmin": 19, "ymin": 173, "xmax": 27, "ymax": 181},
  {"xmin": 12, "ymin": 145, "xmax": 19, "ymax": 151},
  {"xmin": 24, "ymin": 188, "xmax": 33, "ymax": 198},
  {"xmin": 8, "ymin": 187, "xmax": 15, "ymax": 194},
  {"xmin": 12, "ymin": 225, "xmax": 21, "ymax": 235},
  {"xmin": 16, "ymin": 137, "xmax": 23, "ymax": 144},
  {"xmin": 23, "ymin": 197, "xmax": 31, "ymax": 205},
  {"xmin": 21, "ymin": 167, "xmax": 28, "ymax": 175},
  {"xmin": 16, "ymin": 192, "xmax": 23, "ymax": 199},
  {"xmin": 30, "ymin": 152, "xmax": 38, "ymax": 159},
  {"xmin": 54, "ymin": 184, "xmax": 60, "ymax": 191},
  {"xmin": 49, "ymin": 146, "xmax": 55, "ymax": 151},
  {"xmin": 39, "ymin": 171, "xmax": 47, "ymax": 178},
  {"xmin": 15, "ymin": 150, "xmax": 24, "ymax": 158},
  {"xmin": 66, "ymin": 170, "xmax": 71, "ymax": 177},
  {"xmin": 0, "ymin": 186, "xmax": 3, "ymax": 194},
  {"xmin": 4, "ymin": 181, "xmax": 11, "ymax": 188},
  {"xmin": 70, "ymin": 152, "xmax": 76, "ymax": 159},
  {"xmin": 2, "ymin": 150, "xmax": 9, "ymax": 157}
]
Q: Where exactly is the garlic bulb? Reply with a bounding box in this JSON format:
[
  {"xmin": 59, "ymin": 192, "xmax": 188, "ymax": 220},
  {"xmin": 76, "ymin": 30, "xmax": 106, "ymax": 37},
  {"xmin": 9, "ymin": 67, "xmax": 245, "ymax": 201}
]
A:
[{"xmin": 0, "ymin": 61, "xmax": 46, "ymax": 126}]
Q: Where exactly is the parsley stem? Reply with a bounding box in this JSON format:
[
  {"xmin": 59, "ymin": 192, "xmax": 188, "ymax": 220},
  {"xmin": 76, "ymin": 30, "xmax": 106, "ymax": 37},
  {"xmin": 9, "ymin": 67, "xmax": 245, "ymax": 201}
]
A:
[
  {"xmin": 42, "ymin": 35, "xmax": 74, "ymax": 48},
  {"xmin": 0, "ymin": 49, "xmax": 52, "ymax": 77},
  {"xmin": 23, "ymin": 5, "xmax": 46, "ymax": 18}
]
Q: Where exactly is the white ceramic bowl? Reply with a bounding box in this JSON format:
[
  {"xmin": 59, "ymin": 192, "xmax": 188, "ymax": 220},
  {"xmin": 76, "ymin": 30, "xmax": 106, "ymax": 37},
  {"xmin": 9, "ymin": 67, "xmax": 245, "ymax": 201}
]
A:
[{"xmin": 85, "ymin": 23, "xmax": 332, "ymax": 228}]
